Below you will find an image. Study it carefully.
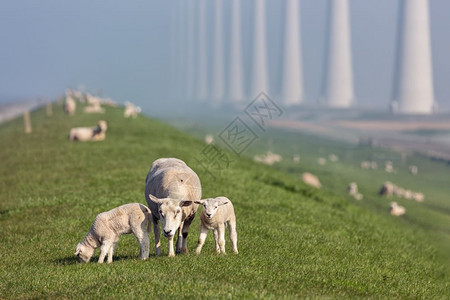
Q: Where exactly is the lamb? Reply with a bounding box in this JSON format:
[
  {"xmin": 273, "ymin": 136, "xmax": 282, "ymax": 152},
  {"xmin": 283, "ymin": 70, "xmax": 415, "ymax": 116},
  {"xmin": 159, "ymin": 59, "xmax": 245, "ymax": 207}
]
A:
[
  {"xmin": 74, "ymin": 203, "xmax": 152, "ymax": 263},
  {"xmin": 64, "ymin": 96, "xmax": 76, "ymax": 115},
  {"xmin": 301, "ymin": 172, "xmax": 321, "ymax": 189},
  {"xmin": 194, "ymin": 197, "xmax": 238, "ymax": 255},
  {"xmin": 145, "ymin": 158, "xmax": 202, "ymax": 257},
  {"xmin": 69, "ymin": 120, "xmax": 108, "ymax": 141},
  {"xmin": 390, "ymin": 202, "xmax": 406, "ymax": 216}
]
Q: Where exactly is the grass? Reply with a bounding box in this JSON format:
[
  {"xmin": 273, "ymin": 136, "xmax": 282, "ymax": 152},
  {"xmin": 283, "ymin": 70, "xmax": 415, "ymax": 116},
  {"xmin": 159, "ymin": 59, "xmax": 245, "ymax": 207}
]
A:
[{"xmin": 0, "ymin": 104, "xmax": 448, "ymax": 298}]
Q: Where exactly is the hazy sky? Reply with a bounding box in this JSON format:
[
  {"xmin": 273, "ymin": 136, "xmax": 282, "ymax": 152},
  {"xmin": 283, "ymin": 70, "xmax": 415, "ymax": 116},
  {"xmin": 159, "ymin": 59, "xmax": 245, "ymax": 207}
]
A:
[{"xmin": 0, "ymin": 0, "xmax": 449, "ymax": 111}]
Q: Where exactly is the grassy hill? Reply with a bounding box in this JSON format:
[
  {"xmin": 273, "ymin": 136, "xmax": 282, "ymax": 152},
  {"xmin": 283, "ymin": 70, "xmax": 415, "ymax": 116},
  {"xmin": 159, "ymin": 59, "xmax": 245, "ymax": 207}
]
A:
[{"xmin": 0, "ymin": 105, "xmax": 448, "ymax": 298}]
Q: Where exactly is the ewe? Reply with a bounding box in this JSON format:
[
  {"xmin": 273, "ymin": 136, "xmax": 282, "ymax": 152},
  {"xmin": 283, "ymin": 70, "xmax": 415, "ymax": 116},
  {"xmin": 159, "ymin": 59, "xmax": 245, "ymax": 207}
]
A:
[
  {"xmin": 69, "ymin": 120, "xmax": 108, "ymax": 141},
  {"xmin": 194, "ymin": 197, "xmax": 238, "ymax": 255},
  {"xmin": 75, "ymin": 203, "xmax": 152, "ymax": 263},
  {"xmin": 145, "ymin": 158, "xmax": 202, "ymax": 257}
]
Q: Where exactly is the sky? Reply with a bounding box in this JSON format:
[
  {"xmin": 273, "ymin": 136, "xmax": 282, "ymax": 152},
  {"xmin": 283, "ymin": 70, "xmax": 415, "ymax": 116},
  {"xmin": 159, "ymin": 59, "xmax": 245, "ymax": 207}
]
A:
[{"xmin": 0, "ymin": 0, "xmax": 449, "ymax": 112}]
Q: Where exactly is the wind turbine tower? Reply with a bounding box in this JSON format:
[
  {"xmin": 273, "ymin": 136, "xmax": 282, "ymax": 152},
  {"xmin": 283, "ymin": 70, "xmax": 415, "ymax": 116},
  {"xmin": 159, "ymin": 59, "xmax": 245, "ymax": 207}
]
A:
[
  {"xmin": 228, "ymin": 0, "xmax": 245, "ymax": 106},
  {"xmin": 392, "ymin": 0, "xmax": 435, "ymax": 114},
  {"xmin": 280, "ymin": 0, "xmax": 304, "ymax": 106},
  {"xmin": 322, "ymin": 0, "xmax": 355, "ymax": 108},
  {"xmin": 251, "ymin": 0, "xmax": 270, "ymax": 98}
]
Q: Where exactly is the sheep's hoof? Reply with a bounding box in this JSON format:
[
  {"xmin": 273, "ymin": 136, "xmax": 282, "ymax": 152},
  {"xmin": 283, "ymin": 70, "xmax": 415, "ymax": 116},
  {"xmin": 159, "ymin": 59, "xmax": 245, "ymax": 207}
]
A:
[{"xmin": 168, "ymin": 253, "xmax": 175, "ymax": 258}]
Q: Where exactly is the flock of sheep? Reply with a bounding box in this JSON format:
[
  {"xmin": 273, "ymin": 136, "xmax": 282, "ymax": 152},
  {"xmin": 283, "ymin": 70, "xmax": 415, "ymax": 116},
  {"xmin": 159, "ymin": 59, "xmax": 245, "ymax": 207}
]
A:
[
  {"xmin": 75, "ymin": 158, "xmax": 238, "ymax": 263},
  {"xmin": 248, "ymin": 145, "xmax": 424, "ymax": 217},
  {"xmin": 63, "ymin": 89, "xmax": 141, "ymax": 142}
]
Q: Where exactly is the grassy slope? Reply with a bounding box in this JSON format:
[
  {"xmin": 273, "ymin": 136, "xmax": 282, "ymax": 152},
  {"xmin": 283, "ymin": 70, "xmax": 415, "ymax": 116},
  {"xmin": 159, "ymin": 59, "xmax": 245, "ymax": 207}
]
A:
[{"xmin": 0, "ymin": 106, "xmax": 448, "ymax": 298}]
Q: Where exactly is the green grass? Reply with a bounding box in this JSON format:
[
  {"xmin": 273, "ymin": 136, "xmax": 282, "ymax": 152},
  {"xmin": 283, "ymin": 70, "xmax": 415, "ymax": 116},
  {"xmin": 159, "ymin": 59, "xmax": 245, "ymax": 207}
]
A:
[{"xmin": 0, "ymin": 105, "xmax": 448, "ymax": 298}]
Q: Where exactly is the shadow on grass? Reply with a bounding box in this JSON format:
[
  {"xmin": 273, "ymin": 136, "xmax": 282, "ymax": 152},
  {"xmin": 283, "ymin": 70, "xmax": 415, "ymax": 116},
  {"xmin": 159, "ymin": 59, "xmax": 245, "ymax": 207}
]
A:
[{"xmin": 53, "ymin": 254, "xmax": 160, "ymax": 266}]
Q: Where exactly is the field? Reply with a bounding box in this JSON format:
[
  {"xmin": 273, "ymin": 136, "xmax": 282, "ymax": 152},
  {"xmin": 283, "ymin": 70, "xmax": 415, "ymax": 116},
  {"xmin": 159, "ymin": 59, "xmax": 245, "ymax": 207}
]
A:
[{"xmin": 0, "ymin": 105, "xmax": 449, "ymax": 298}]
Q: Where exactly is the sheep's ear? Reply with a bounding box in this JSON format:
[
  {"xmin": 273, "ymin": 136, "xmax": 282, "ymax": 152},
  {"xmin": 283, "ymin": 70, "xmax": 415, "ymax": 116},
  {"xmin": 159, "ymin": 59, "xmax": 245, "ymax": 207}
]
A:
[
  {"xmin": 218, "ymin": 199, "xmax": 230, "ymax": 206},
  {"xmin": 149, "ymin": 194, "xmax": 166, "ymax": 204},
  {"xmin": 194, "ymin": 200, "xmax": 205, "ymax": 205},
  {"xmin": 180, "ymin": 201, "xmax": 193, "ymax": 207}
]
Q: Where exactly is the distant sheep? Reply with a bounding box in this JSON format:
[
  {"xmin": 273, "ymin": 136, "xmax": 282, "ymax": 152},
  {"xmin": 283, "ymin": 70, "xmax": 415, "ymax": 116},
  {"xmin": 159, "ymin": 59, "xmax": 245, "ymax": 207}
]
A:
[
  {"xmin": 75, "ymin": 203, "xmax": 152, "ymax": 263},
  {"xmin": 328, "ymin": 154, "xmax": 339, "ymax": 162},
  {"xmin": 385, "ymin": 161, "xmax": 394, "ymax": 173},
  {"xmin": 204, "ymin": 134, "xmax": 214, "ymax": 145},
  {"xmin": 317, "ymin": 157, "xmax": 326, "ymax": 166},
  {"xmin": 302, "ymin": 172, "xmax": 321, "ymax": 189},
  {"xmin": 348, "ymin": 182, "xmax": 363, "ymax": 200},
  {"xmin": 292, "ymin": 154, "xmax": 300, "ymax": 164},
  {"xmin": 254, "ymin": 151, "xmax": 282, "ymax": 166},
  {"xmin": 145, "ymin": 158, "xmax": 202, "ymax": 257},
  {"xmin": 390, "ymin": 202, "xmax": 405, "ymax": 216},
  {"xmin": 194, "ymin": 197, "xmax": 238, "ymax": 255},
  {"xmin": 64, "ymin": 96, "xmax": 76, "ymax": 115},
  {"xmin": 84, "ymin": 105, "xmax": 105, "ymax": 114},
  {"xmin": 409, "ymin": 165, "xmax": 418, "ymax": 175},
  {"xmin": 124, "ymin": 102, "xmax": 141, "ymax": 118},
  {"xmin": 69, "ymin": 120, "xmax": 108, "ymax": 142},
  {"xmin": 379, "ymin": 181, "xmax": 395, "ymax": 196}
]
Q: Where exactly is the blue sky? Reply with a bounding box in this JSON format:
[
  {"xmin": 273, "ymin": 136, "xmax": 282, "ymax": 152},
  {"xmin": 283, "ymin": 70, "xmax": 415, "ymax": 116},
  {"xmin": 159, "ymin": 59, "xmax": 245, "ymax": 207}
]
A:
[{"xmin": 0, "ymin": 0, "xmax": 449, "ymax": 111}]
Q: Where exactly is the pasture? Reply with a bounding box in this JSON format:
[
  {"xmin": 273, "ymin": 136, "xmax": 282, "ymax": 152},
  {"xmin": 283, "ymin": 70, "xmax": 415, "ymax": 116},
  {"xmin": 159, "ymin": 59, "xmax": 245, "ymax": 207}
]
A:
[{"xmin": 0, "ymin": 105, "xmax": 448, "ymax": 298}]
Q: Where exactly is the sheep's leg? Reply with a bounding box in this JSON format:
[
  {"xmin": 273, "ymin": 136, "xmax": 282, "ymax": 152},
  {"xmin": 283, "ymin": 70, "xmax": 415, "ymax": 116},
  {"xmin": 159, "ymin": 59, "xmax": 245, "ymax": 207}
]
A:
[
  {"xmin": 213, "ymin": 229, "xmax": 220, "ymax": 253},
  {"xmin": 98, "ymin": 242, "xmax": 112, "ymax": 263},
  {"xmin": 168, "ymin": 235, "xmax": 175, "ymax": 257},
  {"xmin": 181, "ymin": 217, "xmax": 194, "ymax": 254},
  {"xmin": 175, "ymin": 221, "xmax": 184, "ymax": 254},
  {"xmin": 217, "ymin": 224, "xmax": 226, "ymax": 254},
  {"xmin": 195, "ymin": 225, "xmax": 209, "ymax": 255},
  {"xmin": 228, "ymin": 219, "xmax": 238, "ymax": 254},
  {"xmin": 107, "ymin": 241, "xmax": 117, "ymax": 263},
  {"xmin": 152, "ymin": 216, "xmax": 161, "ymax": 256},
  {"xmin": 133, "ymin": 225, "xmax": 150, "ymax": 260}
]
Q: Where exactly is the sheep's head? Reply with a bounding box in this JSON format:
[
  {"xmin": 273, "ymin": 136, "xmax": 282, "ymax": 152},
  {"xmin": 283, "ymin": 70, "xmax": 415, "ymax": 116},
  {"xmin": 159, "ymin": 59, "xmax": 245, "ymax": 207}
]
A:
[
  {"xmin": 74, "ymin": 243, "xmax": 95, "ymax": 263},
  {"xmin": 195, "ymin": 197, "xmax": 229, "ymax": 219},
  {"xmin": 97, "ymin": 120, "xmax": 107, "ymax": 132},
  {"xmin": 148, "ymin": 194, "xmax": 192, "ymax": 238}
]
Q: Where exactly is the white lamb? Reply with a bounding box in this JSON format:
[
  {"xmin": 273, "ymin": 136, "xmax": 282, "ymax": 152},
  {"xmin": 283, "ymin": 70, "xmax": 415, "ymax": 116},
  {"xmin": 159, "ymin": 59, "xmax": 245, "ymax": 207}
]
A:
[
  {"xmin": 194, "ymin": 197, "xmax": 238, "ymax": 255},
  {"xmin": 145, "ymin": 158, "xmax": 202, "ymax": 257},
  {"xmin": 124, "ymin": 102, "xmax": 141, "ymax": 118},
  {"xmin": 69, "ymin": 120, "xmax": 108, "ymax": 141},
  {"xmin": 74, "ymin": 203, "xmax": 152, "ymax": 263}
]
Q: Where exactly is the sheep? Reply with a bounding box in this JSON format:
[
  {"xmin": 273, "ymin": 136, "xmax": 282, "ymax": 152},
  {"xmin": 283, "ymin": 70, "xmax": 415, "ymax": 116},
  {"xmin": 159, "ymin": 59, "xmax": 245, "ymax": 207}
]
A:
[
  {"xmin": 390, "ymin": 202, "xmax": 406, "ymax": 216},
  {"xmin": 74, "ymin": 203, "xmax": 152, "ymax": 263},
  {"xmin": 348, "ymin": 182, "xmax": 358, "ymax": 195},
  {"xmin": 69, "ymin": 120, "xmax": 108, "ymax": 142},
  {"xmin": 385, "ymin": 161, "xmax": 394, "ymax": 173},
  {"xmin": 145, "ymin": 158, "xmax": 202, "ymax": 257},
  {"xmin": 64, "ymin": 96, "xmax": 76, "ymax": 115},
  {"xmin": 412, "ymin": 192, "xmax": 425, "ymax": 202},
  {"xmin": 124, "ymin": 102, "xmax": 141, "ymax": 118},
  {"xmin": 204, "ymin": 134, "xmax": 214, "ymax": 145},
  {"xmin": 194, "ymin": 197, "xmax": 238, "ymax": 255},
  {"xmin": 409, "ymin": 165, "xmax": 418, "ymax": 175},
  {"xmin": 254, "ymin": 151, "xmax": 282, "ymax": 165},
  {"xmin": 379, "ymin": 181, "xmax": 395, "ymax": 196},
  {"xmin": 328, "ymin": 154, "xmax": 339, "ymax": 162},
  {"xmin": 84, "ymin": 104, "xmax": 105, "ymax": 114},
  {"xmin": 317, "ymin": 157, "xmax": 326, "ymax": 166},
  {"xmin": 301, "ymin": 172, "xmax": 321, "ymax": 189},
  {"xmin": 292, "ymin": 154, "xmax": 300, "ymax": 164}
]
